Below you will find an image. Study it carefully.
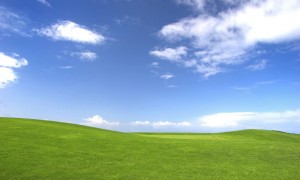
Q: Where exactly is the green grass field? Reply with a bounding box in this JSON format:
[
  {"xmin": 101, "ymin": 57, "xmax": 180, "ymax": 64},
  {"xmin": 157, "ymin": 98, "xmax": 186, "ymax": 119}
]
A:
[{"xmin": 1, "ymin": 117, "xmax": 300, "ymax": 179}]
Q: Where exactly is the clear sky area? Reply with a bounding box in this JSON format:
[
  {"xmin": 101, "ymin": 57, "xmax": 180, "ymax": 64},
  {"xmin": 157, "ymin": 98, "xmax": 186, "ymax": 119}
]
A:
[{"xmin": 0, "ymin": 0, "xmax": 299, "ymax": 132}]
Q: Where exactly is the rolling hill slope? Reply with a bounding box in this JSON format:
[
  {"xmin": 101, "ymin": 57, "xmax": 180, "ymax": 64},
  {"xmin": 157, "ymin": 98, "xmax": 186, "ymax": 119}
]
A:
[{"xmin": 1, "ymin": 117, "xmax": 299, "ymax": 179}]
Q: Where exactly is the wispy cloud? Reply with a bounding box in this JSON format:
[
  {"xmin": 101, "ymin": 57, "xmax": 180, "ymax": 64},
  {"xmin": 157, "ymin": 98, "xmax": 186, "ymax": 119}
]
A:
[
  {"xmin": 255, "ymin": 81, "xmax": 276, "ymax": 85},
  {"xmin": 0, "ymin": 52, "xmax": 28, "ymax": 88},
  {"xmin": 115, "ymin": 15, "xmax": 140, "ymax": 25},
  {"xmin": 167, "ymin": 85, "xmax": 179, "ymax": 88},
  {"xmin": 232, "ymin": 87, "xmax": 252, "ymax": 91},
  {"xmin": 160, "ymin": 73, "xmax": 174, "ymax": 80},
  {"xmin": 150, "ymin": 61, "xmax": 160, "ymax": 68},
  {"xmin": 152, "ymin": 0, "xmax": 300, "ymax": 77},
  {"xmin": 70, "ymin": 51, "xmax": 97, "ymax": 61},
  {"xmin": 175, "ymin": 0, "xmax": 206, "ymax": 10},
  {"xmin": 35, "ymin": 21, "xmax": 105, "ymax": 44},
  {"xmin": 247, "ymin": 59, "xmax": 267, "ymax": 71},
  {"xmin": 0, "ymin": 6, "xmax": 28, "ymax": 36},
  {"xmin": 37, "ymin": 0, "xmax": 52, "ymax": 7},
  {"xmin": 83, "ymin": 115, "xmax": 119, "ymax": 128},
  {"xmin": 59, "ymin": 66, "xmax": 73, "ymax": 69},
  {"xmin": 232, "ymin": 80, "xmax": 276, "ymax": 91}
]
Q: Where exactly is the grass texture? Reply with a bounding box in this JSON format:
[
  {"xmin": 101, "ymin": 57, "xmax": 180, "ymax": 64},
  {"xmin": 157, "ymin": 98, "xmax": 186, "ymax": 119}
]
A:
[{"xmin": 1, "ymin": 117, "xmax": 300, "ymax": 179}]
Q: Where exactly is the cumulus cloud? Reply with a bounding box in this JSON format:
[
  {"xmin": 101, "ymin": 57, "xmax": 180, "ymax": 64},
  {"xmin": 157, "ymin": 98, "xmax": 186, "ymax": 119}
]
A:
[
  {"xmin": 199, "ymin": 109, "xmax": 300, "ymax": 128},
  {"xmin": 153, "ymin": 0, "xmax": 300, "ymax": 77},
  {"xmin": 83, "ymin": 115, "xmax": 119, "ymax": 127},
  {"xmin": 37, "ymin": 0, "xmax": 52, "ymax": 7},
  {"xmin": 160, "ymin": 73, "xmax": 174, "ymax": 80},
  {"xmin": 149, "ymin": 46, "xmax": 187, "ymax": 61},
  {"xmin": 0, "ymin": 52, "xmax": 28, "ymax": 88},
  {"xmin": 35, "ymin": 21, "xmax": 105, "ymax": 44},
  {"xmin": 0, "ymin": 67, "xmax": 17, "ymax": 88},
  {"xmin": 70, "ymin": 51, "xmax": 97, "ymax": 61}
]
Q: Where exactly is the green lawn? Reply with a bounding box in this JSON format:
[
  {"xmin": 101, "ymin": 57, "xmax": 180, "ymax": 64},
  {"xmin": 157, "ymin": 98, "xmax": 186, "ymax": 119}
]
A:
[{"xmin": 1, "ymin": 117, "xmax": 300, "ymax": 179}]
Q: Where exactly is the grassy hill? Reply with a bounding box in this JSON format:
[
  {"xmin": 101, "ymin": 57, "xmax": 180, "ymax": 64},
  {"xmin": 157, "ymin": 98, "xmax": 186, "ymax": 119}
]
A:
[{"xmin": 1, "ymin": 117, "xmax": 300, "ymax": 179}]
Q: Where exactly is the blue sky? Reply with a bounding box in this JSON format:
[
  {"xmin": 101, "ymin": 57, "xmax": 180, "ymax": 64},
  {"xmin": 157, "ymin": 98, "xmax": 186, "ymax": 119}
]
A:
[{"xmin": 0, "ymin": 0, "xmax": 299, "ymax": 133}]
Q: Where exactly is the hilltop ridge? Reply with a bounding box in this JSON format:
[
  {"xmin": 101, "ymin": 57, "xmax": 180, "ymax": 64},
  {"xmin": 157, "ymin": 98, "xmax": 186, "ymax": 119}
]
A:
[{"xmin": 1, "ymin": 117, "xmax": 300, "ymax": 179}]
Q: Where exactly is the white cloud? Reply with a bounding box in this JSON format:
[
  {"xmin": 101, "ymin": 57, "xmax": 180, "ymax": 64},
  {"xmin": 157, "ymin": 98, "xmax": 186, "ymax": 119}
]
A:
[
  {"xmin": 71, "ymin": 51, "xmax": 97, "ymax": 61},
  {"xmin": 149, "ymin": 46, "xmax": 187, "ymax": 61},
  {"xmin": 160, "ymin": 73, "xmax": 174, "ymax": 80},
  {"xmin": 199, "ymin": 109, "xmax": 300, "ymax": 128},
  {"xmin": 0, "ymin": 52, "xmax": 28, "ymax": 68},
  {"xmin": 154, "ymin": 0, "xmax": 300, "ymax": 77},
  {"xmin": 0, "ymin": 52, "xmax": 28, "ymax": 88},
  {"xmin": 35, "ymin": 21, "xmax": 105, "ymax": 44},
  {"xmin": 128, "ymin": 109, "xmax": 300, "ymax": 132},
  {"xmin": 153, "ymin": 121, "xmax": 176, "ymax": 127},
  {"xmin": 83, "ymin": 115, "xmax": 119, "ymax": 127},
  {"xmin": 200, "ymin": 112, "xmax": 254, "ymax": 128},
  {"xmin": 130, "ymin": 120, "xmax": 191, "ymax": 128},
  {"xmin": 130, "ymin": 121, "xmax": 151, "ymax": 126},
  {"xmin": 37, "ymin": 0, "xmax": 52, "ymax": 7},
  {"xmin": 196, "ymin": 64, "xmax": 223, "ymax": 78},
  {"xmin": 177, "ymin": 121, "xmax": 192, "ymax": 126},
  {"xmin": 247, "ymin": 59, "xmax": 267, "ymax": 70},
  {"xmin": 0, "ymin": 67, "xmax": 17, "ymax": 88},
  {"xmin": 153, "ymin": 121, "xmax": 191, "ymax": 128}
]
